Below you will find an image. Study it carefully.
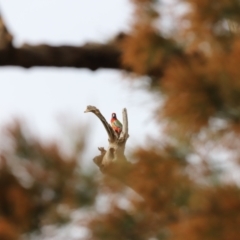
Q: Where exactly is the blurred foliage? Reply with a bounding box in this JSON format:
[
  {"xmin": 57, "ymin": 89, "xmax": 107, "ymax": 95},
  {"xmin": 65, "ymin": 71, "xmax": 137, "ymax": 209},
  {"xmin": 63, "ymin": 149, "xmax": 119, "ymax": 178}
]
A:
[
  {"xmin": 0, "ymin": 122, "xmax": 98, "ymax": 239},
  {"xmin": 88, "ymin": 0, "xmax": 240, "ymax": 239},
  {"xmin": 2, "ymin": 0, "xmax": 240, "ymax": 239}
]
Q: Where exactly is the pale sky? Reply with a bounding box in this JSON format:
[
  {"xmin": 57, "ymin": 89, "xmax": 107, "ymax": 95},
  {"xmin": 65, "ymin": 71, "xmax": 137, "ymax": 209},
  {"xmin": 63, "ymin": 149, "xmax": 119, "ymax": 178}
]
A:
[{"xmin": 0, "ymin": 0, "xmax": 159, "ymax": 164}]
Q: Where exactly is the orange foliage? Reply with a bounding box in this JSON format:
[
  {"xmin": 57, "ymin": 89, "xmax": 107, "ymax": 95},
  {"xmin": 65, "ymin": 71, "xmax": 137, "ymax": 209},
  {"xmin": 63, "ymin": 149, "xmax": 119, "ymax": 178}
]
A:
[
  {"xmin": 0, "ymin": 122, "xmax": 98, "ymax": 238},
  {"xmin": 130, "ymin": 148, "xmax": 191, "ymax": 214},
  {"xmin": 161, "ymin": 56, "xmax": 217, "ymax": 134},
  {"xmin": 171, "ymin": 187, "xmax": 240, "ymax": 240}
]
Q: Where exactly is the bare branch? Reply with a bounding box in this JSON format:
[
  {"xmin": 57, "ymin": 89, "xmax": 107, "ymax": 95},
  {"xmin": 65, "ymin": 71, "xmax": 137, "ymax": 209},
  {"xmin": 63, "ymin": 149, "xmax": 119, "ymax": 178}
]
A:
[
  {"xmin": 85, "ymin": 106, "xmax": 129, "ymax": 166},
  {"xmin": 84, "ymin": 105, "xmax": 117, "ymax": 142},
  {"xmin": 93, "ymin": 147, "xmax": 106, "ymax": 167},
  {"xmin": 93, "ymin": 147, "xmax": 146, "ymax": 200},
  {"xmin": 119, "ymin": 108, "xmax": 129, "ymax": 142}
]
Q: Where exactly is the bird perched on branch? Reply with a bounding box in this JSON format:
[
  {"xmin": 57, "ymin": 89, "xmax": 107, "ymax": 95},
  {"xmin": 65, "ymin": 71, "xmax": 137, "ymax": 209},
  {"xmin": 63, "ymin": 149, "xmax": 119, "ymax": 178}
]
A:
[{"xmin": 111, "ymin": 113, "xmax": 122, "ymax": 135}]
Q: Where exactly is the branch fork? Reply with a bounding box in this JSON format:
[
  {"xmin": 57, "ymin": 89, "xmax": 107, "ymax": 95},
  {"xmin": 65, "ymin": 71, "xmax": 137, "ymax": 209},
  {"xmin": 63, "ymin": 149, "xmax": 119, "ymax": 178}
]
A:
[{"xmin": 84, "ymin": 105, "xmax": 129, "ymax": 169}]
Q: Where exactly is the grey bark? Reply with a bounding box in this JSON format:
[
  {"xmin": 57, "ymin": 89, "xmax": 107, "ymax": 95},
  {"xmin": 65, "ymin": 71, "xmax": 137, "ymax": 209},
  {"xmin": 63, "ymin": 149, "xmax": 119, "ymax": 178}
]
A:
[
  {"xmin": 84, "ymin": 105, "xmax": 129, "ymax": 168},
  {"xmin": 84, "ymin": 105, "xmax": 139, "ymax": 194}
]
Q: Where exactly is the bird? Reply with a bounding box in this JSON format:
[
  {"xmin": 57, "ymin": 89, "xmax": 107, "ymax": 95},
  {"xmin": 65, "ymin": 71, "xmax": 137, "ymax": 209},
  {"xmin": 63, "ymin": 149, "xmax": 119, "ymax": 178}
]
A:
[{"xmin": 110, "ymin": 113, "xmax": 122, "ymax": 135}]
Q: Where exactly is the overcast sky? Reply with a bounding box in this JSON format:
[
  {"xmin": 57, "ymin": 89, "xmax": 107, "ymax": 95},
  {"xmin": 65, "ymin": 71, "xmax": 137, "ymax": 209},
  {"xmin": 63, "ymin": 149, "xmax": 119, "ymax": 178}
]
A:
[{"xmin": 0, "ymin": 0, "xmax": 159, "ymax": 164}]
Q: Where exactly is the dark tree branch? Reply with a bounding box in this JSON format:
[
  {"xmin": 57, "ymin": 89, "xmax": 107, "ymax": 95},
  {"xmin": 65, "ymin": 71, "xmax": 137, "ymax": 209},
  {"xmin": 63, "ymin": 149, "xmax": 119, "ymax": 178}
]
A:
[
  {"xmin": 0, "ymin": 14, "xmax": 128, "ymax": 70},
  {"xmin": 0, "ymin": 14, "xmax": 127, "ymax": 70},
  {"xmin": 0, "ymin": 43, "xmax": 125, "ymax": 70}
]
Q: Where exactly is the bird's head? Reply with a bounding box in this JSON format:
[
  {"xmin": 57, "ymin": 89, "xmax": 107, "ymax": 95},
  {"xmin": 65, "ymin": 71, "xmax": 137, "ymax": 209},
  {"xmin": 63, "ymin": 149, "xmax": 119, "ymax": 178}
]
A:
[{"xmin": 112, "ymin": 113, "xmax": 117, "ymax": 118}]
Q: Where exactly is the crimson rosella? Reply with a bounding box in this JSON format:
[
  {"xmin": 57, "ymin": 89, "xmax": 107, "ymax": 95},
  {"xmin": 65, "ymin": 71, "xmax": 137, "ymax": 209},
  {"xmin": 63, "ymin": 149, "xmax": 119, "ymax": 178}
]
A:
[{"xmin": 111, "ymin": 113, "xmax": 122, "ymax": 135}]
